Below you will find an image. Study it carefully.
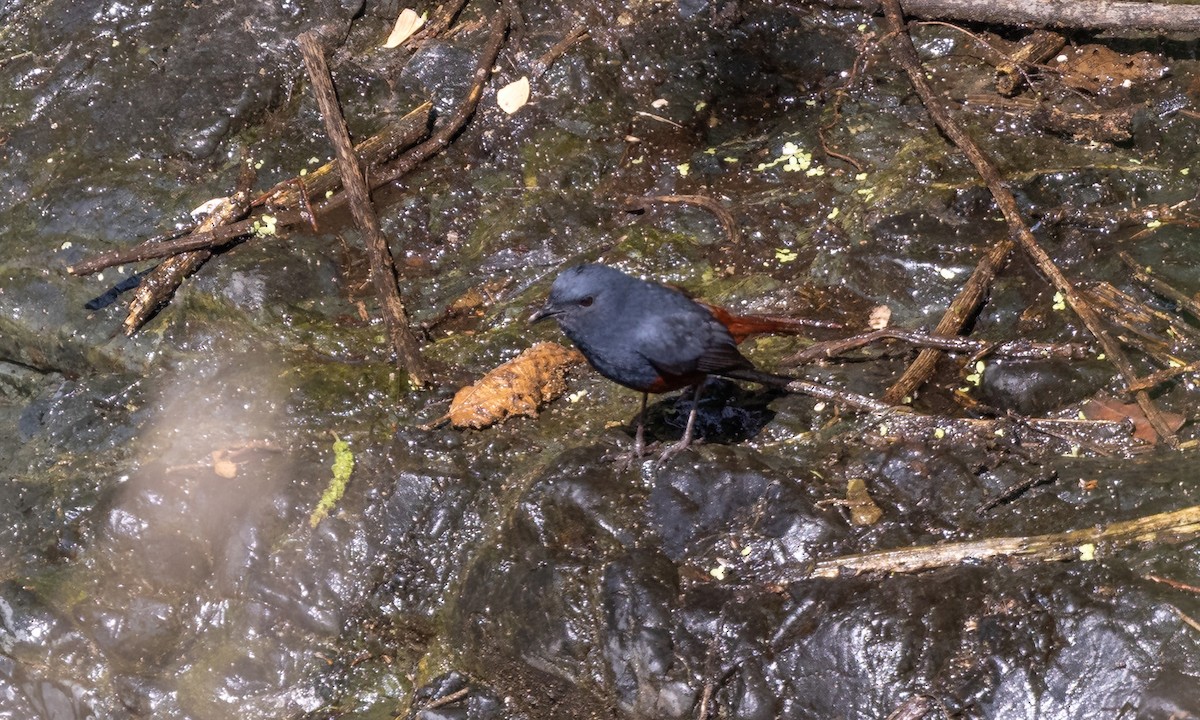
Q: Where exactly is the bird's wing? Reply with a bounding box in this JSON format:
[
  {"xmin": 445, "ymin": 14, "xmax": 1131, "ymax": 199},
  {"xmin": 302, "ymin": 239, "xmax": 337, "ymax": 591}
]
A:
[{"xmin": 636, "ymin": 308, "xmax": 752, "ymax": 378}]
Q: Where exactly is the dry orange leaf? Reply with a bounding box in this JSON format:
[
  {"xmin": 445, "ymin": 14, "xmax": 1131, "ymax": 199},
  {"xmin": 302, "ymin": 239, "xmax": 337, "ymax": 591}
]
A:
[
  {"xmin": 383, "ymin": 8, "xmax": 424, "ymax": 48},
  {"xmin": 448, "ymin": 342, "xmax": 584, "ymax": 429},
  {"xmin": 1081, "ymin": 397, "xmax": 1185, "ymax": 445}
]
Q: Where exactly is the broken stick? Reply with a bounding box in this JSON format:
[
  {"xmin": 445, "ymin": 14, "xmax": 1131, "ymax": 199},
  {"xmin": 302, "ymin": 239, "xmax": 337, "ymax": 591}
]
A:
[{"xmin": 298, "ymin": 31, "xmax": 430, "ymax": 385}]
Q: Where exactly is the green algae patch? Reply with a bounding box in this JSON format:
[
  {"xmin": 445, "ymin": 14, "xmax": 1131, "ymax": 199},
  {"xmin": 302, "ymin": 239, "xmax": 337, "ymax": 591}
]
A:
[{"xmin": 309, "ymin": 434, "xmax": 355, "ymax": 527}]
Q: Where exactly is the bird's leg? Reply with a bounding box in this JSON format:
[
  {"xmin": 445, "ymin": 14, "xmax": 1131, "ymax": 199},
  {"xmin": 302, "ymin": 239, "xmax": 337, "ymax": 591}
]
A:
[
  {"xmin": 632, "ymin": 391, "xmax": 649, "ymax": 457},
  {"xmin": 606, "ymin": 391, "xmax": 651, "ymax": 470},
  {"xmin": 656, "ymin": 382, "xmax": 704, "ymax": 467}
]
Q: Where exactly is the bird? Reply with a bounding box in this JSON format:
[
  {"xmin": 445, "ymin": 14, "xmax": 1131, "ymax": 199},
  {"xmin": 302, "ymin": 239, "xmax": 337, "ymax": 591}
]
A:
[{"xmin": 529, "ymin": 263, "xmax": 830, "ymax": 464}]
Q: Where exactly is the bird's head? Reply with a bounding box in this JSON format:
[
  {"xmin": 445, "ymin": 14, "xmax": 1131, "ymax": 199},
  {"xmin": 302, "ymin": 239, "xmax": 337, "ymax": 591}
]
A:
[{"xmin": 529, "ymin": 263, "xmax": 628, "ymax": 328}]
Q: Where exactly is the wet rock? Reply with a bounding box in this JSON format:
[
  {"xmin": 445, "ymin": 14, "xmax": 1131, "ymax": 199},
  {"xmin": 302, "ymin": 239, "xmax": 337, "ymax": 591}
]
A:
[{"xmin": 980, "ymin": 359, "xmax": 1110, "ymax": 416}]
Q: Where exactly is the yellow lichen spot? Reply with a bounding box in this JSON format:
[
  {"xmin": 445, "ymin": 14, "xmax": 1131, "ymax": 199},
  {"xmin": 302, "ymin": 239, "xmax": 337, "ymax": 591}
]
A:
[
  {"xmin": 251, "ymin": 214, "xmax": 278, "ymax": 237},
  {"xmin": 775, "ymin": 247, "xmax": 799, "ymax": 263},
  {"xmin": 677, "ymin": 162, "xmax": 690, "ymax": 177},
  {"xmin": 1078, "ymin": 543, "xmax": 1095, "ymax": 561},
  {"xmin": 709, "ymin": 559, "xmax": 728, "ymax": 581},
  {"xmin": 1052, "ymin": 292, "xmax": 1066, "ymax": 311},
  {"xmin": 827, "ymin": 207, "xmax": 840, "ymax": 220}
]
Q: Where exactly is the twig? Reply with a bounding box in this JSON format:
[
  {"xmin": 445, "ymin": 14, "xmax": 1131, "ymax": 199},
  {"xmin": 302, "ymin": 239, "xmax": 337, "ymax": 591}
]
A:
[
  {"xmin": 298, "ymin": 31, "xmax": 430, "ymax": 385},
  {"xmin": 622, "ymin": 194, "xmax": 742, "ymax": 245},
  {"xmin": 1127, "ymin": 360, "xmax": 1200, "ymax": 394},
  {"xmin": 883, "ymin": 235, "xmax": 1014, "ymax": 404},
  {"xmin": 531, "ymin": 21, "xmax": 588, "ymax": 80},
  {"xmin": 975, "ymin": 469, "xmax": 1056, "ymax": 514},
  {"xmin": 783, "ymin": 378, "xmax": 895, "ymax": 413},
  {"xmin": 1144, "ymin": 574, "xmax": 1200, "ymax": 595},
  {"xmin": 1173, "ymin": 605, "xmax": 1200, "ymax": 634},
  {"xmin": 634, "ymin": 110, "xmax": 685, "ymax": 129},
  {"xmin": 782, "ymin": 504, "xmax": 1200, "ymax": 580},
  {"xmin": 422, "ymin": 685, "xmax": 471, "ymax": 710},
  {"xmin": 123, "ymin": 188, "xmax": 251, "ymax": 334},
  {"xmin": 878, "ymin": 0, "xmax": 1178, "ymax": 446},
  {"xmin": 69, "ymin": 104, "xmax": 433, "ymax": 278},
  {"xmin": 372, "ymin": 10, "xmax": 509, "ymax": 187},
  {"xmin": 67, "ymin": 11, "xmax": 506, "ymax": 282},
  {"xmin": 1120, "ymin": 251, "xmax": 1200, "ymax": 320},
  {"xmin": 823, "ymin": 0, "xmax": 1200, "ymax": 32},
  {"xmin": 793, "ymin": 328, "xmax": 1092, "ymax": 365},
  {"xmin": 255, "ymin": 102, "xmax": 433, "ymax": 210}
]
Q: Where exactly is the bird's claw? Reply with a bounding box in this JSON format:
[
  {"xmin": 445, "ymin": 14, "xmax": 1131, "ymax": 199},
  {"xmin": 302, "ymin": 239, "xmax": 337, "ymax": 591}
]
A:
[{"xmin": 652, "ymin": 437, "xmax": 701, "ymax": 469}]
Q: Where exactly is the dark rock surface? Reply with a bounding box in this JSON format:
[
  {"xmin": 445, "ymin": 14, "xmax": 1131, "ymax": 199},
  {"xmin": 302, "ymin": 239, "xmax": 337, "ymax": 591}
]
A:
[{"xmin": 1, "ymin": 1, "xmax": 1198, "ymax": 718}]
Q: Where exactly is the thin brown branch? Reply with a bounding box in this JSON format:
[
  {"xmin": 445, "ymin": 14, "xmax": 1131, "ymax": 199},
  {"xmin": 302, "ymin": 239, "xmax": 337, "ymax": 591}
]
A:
[
  {"xmin": 255, "ymin": 102, "xmax": 433, "ymax": 211},
  {"xmin": 786, "ymin": 504, "xmax": 1200, "ymax": 580},
  {"xmin": 825, "ymin": 0, "xmax": 1200, "ymax": 33},
  {"xmin": 372, "ymin": 10, "xmax": 509, "ymax": 187},
  {"xmin": 531, "ymin": 21, "xmax": 588, "ymax": 80},
  {"xmin": 783, "ymin": 378, "xmax": 895, "ymax": 413},
  {"xmin": 298, "ymin": 31, "xmax": 430, "ymax": 385},
  {"xmin": 1120, "ymin": 251, "xmax": 1200, "ymax": 320},
  {"xmin": 622, "ymin": 194, "xmax": 742, "ymax": 246},
  {"xmin": 794, "ymin": 327, "xmax": 1091, "ymax": 366},
  {"xmin": 879, "ymin": 0, "xmax": 1178, "ymax": 446},
  {"xmin": 122, "ymin": 190, "xmax": 250, "ymax": 334},
  {"xmin": 883, "ymin": 235, "xmax": 1013, "ymax": 403},
  {"xmin": 67, "ymin": 12, "xmax": 507, "ymax": 280}
]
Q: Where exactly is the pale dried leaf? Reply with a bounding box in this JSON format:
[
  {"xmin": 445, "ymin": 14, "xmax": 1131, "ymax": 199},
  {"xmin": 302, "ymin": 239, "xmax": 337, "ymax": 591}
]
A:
[
  {"xmin": 867, "ymin": 304, "xmax": 891, "ymax": 330},
  {"xmin": 497, "ymin": 76, "xmax": 531, "ymax": 115},
  {"xmin": 383, "ymin": 8, "xmax": 424, "ymax": 48}
]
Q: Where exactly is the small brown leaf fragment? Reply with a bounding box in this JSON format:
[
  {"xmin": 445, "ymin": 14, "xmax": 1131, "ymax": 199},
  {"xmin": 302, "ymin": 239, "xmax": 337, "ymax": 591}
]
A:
[
  {"xmin": 448, "ymin": 342, "xmax": 585, "ymax": 429},
  {"xmin": 1047, "ymin": 45, "xmax": 1167, "ymax": 94},
  {"xmin": 867, "ymin": 305, "xmax": 891, "ymax": 330},
  {"xmin": 846, "ymin": 477, "xmax": 883, "ymax": 526},
  {"xmin": 212, "ymin": 450, "xmax": 239, "ymax": 479},
  {"xmin": 1081, "ymin": 397, "xmax": 1185, "ymax": 445}
]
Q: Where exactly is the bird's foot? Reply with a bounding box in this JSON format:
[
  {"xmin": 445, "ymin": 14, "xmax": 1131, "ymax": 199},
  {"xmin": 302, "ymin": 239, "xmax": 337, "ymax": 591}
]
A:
[
  {"xmin": 652, "ymin": 437, "xmax": 702, "ymax": 469},
  {"xmin": 604, "ymin": 437, "xmax": 647, "ymax": 472}
]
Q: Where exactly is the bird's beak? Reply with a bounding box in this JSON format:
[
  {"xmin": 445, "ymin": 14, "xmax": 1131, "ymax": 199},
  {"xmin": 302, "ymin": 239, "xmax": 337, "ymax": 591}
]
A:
[{"xmin": 529, "ymin": 304, "xmax": 559, "ymax": 325}]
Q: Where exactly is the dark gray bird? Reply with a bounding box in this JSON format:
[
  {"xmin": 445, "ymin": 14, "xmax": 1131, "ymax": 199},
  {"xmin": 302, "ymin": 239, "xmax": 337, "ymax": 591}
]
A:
[{"xmin": 530, "ymin": 263, "xmax": 811, "ymax": 463}]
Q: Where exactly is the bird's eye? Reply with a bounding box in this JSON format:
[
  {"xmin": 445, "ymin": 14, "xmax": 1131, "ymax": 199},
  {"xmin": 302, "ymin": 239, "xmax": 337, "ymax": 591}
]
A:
[{"xmin": 579, "ymin": 296, "xmax": 594, "ymax": 307}]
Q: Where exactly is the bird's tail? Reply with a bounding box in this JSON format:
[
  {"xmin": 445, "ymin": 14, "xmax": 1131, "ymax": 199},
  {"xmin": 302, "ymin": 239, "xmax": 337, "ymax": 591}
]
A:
[
  {"xmin": 699, "ymin": 302, "xmax": 842, "ymax": 344},
  {"xmin": 719, "ymin": 367, "xmax": 796, "ymax": 389}
]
